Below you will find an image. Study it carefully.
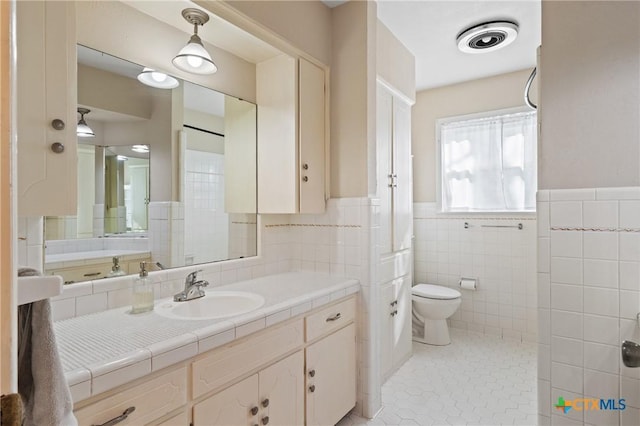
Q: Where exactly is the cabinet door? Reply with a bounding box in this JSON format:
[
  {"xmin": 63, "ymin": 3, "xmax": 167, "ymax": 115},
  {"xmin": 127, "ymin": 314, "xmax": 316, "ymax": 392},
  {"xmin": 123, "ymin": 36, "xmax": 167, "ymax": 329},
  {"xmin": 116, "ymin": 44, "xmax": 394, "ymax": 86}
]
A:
[
  {"xmin": 193, "ymin": 374, "xmax": 258, "ymax": 426},
  {"xmin": 380, "ymin": 282, "xmax": 394, "ymax": 378},
  {"xmin": 392, "ymin": 276, "xmax": 412, "ymax": 366},
  {"xmin": 306, "ymin": 324, "xmax": 356, "ymax": 426},
  {"xmin": 392, "ymin": 97, "xmax": 413, "ymax": 252},
  {"xmin": 299, "ymin": 58, "xmax": 326, "ymax": 213},
  {"xmin": 258, "ymin": 351, "xmax": 304, "ymax": 426},
  {"xmin": 376, "ymin": 84, "xmax": 393, "ymax": 254},
  {"xmin": 257, "ymin": 55, "xmax": 298, "ymax": 214},
  {"xmin": 17, "ymin": 0, "xmax": 77, "ymax": 216}
]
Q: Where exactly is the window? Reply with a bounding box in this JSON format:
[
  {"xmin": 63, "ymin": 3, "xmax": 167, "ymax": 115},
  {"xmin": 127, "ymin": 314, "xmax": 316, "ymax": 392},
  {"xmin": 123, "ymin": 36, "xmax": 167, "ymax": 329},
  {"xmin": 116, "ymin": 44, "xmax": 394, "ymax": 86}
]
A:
[{"xmin": 439, "ymin": 110, "xmax": 537, "ymax": 212}]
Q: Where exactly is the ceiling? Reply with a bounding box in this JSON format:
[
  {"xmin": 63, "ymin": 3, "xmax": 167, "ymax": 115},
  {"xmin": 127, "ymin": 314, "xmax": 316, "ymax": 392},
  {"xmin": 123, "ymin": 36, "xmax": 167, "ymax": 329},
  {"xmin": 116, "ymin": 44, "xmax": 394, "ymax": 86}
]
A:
[{"xmin": 329, "ymin": 0, "xmax": 541, "ymax": 91}]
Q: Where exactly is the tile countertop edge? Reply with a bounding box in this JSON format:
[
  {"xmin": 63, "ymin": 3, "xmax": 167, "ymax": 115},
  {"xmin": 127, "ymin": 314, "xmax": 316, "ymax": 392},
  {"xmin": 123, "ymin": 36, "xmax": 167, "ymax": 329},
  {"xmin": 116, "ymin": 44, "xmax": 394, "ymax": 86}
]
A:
[{"xmin": 61, "ymin": 272, "xmax": 360, "ymax": 402}]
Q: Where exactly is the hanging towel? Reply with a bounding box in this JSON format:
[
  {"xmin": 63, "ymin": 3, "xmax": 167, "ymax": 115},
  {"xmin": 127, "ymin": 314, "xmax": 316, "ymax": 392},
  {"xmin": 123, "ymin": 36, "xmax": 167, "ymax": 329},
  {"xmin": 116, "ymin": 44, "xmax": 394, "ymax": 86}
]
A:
[{"xmin": 17, "ymin": 268, "xmax": 77, "ymax": 426}]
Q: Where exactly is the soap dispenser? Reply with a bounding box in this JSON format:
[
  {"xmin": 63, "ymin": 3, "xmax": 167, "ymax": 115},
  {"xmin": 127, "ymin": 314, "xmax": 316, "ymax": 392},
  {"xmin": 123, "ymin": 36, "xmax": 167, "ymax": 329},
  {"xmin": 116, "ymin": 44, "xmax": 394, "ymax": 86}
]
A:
[
  {"xmin": 131, "ymin": 262, "xmax": 154, "ymax": 314},
  {"xmin": 107, "ymin": 256, "xmax": 127, "ymax": 278}
]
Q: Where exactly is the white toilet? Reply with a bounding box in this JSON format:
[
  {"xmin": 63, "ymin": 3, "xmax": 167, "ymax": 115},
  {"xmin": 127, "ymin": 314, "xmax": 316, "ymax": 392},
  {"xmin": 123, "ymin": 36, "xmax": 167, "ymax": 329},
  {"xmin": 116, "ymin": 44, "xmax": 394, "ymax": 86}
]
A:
[{"xmin": 411, "ymin": 283, "xmax": 462, "ymax": 346}]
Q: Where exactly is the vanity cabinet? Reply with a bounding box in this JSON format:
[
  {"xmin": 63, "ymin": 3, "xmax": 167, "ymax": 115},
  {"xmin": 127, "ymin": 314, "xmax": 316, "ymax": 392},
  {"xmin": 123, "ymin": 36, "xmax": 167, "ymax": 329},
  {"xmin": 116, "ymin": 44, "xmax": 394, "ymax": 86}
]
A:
[
  {"xmin": 193, "ymin": 351, "xmax": 304, "ymax": 426},
  {"xmin": 73, "ymin": 296, "xmax": 356, "ymax": 426},
  {"xmin": 257, "ymin": 55, "xmax": 326, "ymax": 214},
  {"xmin": 16, "ymin": 0, "xmax": 77, "ymax": 216}
]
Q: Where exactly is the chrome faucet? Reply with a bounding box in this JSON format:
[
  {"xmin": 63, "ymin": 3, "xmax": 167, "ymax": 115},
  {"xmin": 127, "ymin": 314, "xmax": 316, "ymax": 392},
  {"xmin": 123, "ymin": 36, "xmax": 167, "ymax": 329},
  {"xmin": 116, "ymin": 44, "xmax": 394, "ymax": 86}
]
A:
[{"xmin": 173, "ymin": 270, "xmax": 209, "ymax": 302}]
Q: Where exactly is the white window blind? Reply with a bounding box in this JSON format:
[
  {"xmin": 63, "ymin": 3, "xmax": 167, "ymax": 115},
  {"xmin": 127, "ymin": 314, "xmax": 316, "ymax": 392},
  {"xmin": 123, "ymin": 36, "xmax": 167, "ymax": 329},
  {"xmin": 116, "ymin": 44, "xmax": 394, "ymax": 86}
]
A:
[{"xmin": 440, "ymin": 110, "xmax": 537, "ymax": 212}]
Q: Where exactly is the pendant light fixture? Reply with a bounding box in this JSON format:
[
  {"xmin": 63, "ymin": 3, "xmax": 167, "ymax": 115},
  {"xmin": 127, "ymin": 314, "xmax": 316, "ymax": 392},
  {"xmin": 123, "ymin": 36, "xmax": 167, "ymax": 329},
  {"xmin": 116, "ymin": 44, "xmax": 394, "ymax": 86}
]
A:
[
  {"xmin": 137, "ymin": 68, "xmax": 180, "ymax": 89},
  {"xmin": 77, "ymin": 108, "xmax": 95, "ymax": 138},
  {"xmin": 172, "ymin": 8, "xmax": 217, "ymax": 75}
]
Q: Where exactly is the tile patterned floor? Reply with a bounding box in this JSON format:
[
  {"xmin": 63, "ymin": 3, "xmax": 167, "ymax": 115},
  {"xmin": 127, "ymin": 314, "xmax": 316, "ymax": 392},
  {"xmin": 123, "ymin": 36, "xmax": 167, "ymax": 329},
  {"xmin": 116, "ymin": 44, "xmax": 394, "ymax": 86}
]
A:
[{"xmin": 339, "ymin": 329, "xmax": 537, "ymax": 426}]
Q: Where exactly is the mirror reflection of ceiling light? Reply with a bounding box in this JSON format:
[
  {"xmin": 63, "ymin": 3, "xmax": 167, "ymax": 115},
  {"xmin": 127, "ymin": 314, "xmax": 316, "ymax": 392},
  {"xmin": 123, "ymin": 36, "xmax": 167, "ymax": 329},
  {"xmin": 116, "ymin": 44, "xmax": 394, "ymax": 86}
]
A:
[
  {"xmin": 137, "ymin": 68, "xmax": 179, "ymax": 89},
  {"xmin": 132, "ymin": 144, "xmax": 150, "ymax": 153},
  {"xmin": 456, "ymin": 21, "xmax": 519, "ymax": 54},
  {"xmin": 77, "ymin": 107, "xmax": 95, "ymax": 138},
  {"xmin": 172, "ymin": 8, "xmax": 217, "ymax": 75},
  {"xmin": 117, "ymin": 155, "xmax": 128, "ymax": 161}
]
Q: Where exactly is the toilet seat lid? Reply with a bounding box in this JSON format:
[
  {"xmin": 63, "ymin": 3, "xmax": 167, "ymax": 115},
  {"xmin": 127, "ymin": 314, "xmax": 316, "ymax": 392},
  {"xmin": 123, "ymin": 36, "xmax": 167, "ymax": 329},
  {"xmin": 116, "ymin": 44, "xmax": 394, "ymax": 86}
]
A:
[{"xmin": 412, "ymin": 284, "xmax": 461, "ymax": 300}]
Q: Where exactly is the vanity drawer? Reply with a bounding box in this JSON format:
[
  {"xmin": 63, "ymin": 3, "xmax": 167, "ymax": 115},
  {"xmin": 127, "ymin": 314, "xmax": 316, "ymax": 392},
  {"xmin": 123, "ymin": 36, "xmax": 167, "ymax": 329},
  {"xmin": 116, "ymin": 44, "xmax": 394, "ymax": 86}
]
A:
[
  {"xmin": 305, "ymin": 297, "xmax": 356, "ymax": 342},
  {"xmin": 74, "ymin": 367, "xmax": 186, "ymax": 426},
  {"xmin": 192, "ymin": 319, "xmax": 304, "ymax": 398}
]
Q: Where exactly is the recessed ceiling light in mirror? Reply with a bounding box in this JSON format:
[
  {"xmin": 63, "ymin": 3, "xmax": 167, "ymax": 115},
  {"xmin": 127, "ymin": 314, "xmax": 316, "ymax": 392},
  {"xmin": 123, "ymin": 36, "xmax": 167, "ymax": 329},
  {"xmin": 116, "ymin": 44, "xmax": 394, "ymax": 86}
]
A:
[{"xmin": 137, "ymin": 68, "xmax": 179, "ymax": 89}]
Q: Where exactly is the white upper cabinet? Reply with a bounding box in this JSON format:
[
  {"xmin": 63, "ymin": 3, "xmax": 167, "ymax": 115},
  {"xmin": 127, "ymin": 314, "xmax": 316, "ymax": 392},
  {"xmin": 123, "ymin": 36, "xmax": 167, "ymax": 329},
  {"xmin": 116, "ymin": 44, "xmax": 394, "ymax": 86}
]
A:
[
  {"xmin": 257, "ymin": 55, "xmax": 326, "ymax": 214},
  {"xmin": 17, "ymin": 1, "xmax": 77, "ymax": 216},
  {"xmin": 377, "ymin": 82, "xmax": 413, "ymax": 254}
]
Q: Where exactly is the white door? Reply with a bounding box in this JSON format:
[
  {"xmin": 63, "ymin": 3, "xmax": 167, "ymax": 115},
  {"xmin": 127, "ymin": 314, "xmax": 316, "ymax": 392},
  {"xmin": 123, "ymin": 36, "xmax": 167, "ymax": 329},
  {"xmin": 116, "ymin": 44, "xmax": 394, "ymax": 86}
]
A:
[
  {"xmin": 306, "ymin": 324, "xmax": 356, "ymax": 426},
  {"xmin": 392, "ymin": 97, "xmax": 413, "ymax": 252},
  {"xmin": 128, "ymin": 164, "xmax": 149, "ymax": 231},
  {"xmin": 193, "ymin": 374, "xmax": 258, "ymax": 426},
  {"xmin": 377, "ymin": 84, "xmax": 393, "ymax": 255},
  {"xmin": 258, "ymin": 351, "xmax": 304, "ymax": 426}
]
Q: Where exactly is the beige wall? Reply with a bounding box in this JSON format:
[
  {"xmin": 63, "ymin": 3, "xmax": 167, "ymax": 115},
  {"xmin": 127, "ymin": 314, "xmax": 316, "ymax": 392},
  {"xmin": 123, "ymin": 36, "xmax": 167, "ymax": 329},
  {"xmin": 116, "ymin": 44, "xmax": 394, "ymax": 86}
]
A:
[
  {"xmin": 76, "ymin": 1, "xmax": 257, "ymax": 103},
  {"xmin": 78, "ymin": 64, "xmax": 153, "ymax": 120},
  {"xmin": 412, "ymin": 68, "xmax": 536, "ymax": 202},
  {"xmin": 330, "ymin": 0, "xmax": 376, "ymax": 198},
  {"xmin": 376, "ymin": 21, "xmax": 415, "ymax": 104},
  {"xmin": 184, "ymin": 109, "xmax": 225, "ymax": 154},
  {"xmin": 539, "ymin": 0, "xmax": 640, "ymax": 189}
]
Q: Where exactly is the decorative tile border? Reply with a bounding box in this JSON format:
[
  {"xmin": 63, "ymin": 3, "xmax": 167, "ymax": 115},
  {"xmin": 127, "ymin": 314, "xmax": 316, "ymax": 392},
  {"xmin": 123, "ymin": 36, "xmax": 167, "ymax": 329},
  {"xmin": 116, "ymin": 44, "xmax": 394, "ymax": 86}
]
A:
[
  {"xmin": 230, "ymin": 221, "xmax": 257, "ymax": 225},
  {"xmin": 414, "ymin": 216, "xmax": 536, "ymax": 221},
  {"xmin": 550, "ymin": 227, "xmax": 640, "ymax": 232},
  {"xmin": 264, "ymin": 223, "xmax": 361, "ymax": 228}
]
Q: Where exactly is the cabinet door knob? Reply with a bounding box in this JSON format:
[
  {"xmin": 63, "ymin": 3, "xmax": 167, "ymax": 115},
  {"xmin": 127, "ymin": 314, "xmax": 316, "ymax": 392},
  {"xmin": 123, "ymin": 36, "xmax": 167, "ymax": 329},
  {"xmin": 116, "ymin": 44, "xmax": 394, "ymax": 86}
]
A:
[
  {"xmin": 250, "ymin": 406, "xmax": 259, "ymax": 416},
  {"xmin": 302, "ymin": 176, "xmax": 309, "ymax": 182},
  {"xmin": 309, "ymin": 385, "xmax": 316, "ymax": 393},
  {"xmin": 50, "ymin": 142, "xmax": 65, "ymax": 153},
  {"xmin": 302, "ymin": 163, "xmax": 309, "ymax": 170},
  {"xmin": 262, "ymin": 416, "xmax": 270, "ymax": 425},
  {"xmin": 309, "ymin": 369, "xmax": 316, "ymax": 377},
  {"xmin": 262, "ymin": 398, "xmax": 269, "ymax": 408},
  {"xmin": 51, "ymin": 118, "xmax": 65, "ymax": 130}
]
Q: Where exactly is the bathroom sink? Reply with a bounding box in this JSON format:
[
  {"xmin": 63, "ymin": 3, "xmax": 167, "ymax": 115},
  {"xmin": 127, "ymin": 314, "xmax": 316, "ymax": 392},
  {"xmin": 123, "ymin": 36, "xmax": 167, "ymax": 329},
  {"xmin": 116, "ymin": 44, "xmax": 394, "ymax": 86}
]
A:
[{"xmin": 155, "ymin": 291, "xmax": 265, "ymax": 320}]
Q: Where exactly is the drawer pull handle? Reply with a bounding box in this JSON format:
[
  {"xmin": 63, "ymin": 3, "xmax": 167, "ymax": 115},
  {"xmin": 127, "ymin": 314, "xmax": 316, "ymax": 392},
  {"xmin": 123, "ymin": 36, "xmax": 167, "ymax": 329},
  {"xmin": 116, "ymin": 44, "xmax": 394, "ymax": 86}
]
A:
[
  {"xmin": 262, "ymin": 416, "xmax": 270, "ymax": 425},
  {"xmin": 262, "ymin": 398, "xmax": 270, "ymax": 408},
  {"xmin": 309, "ymin": 369, "xmax": 316, "ymax": 377},
  {"xmin": 391, "ymin": 310, "xmax": 398, "ymax": 316},
  {"xmin": 83, "ymin": 272, "xmax": 102, "ymax": 277},
  {"xmin": 326, "ymin": 313, "xmax": 341, "ymax": 322},
  {"xmin": 309, "ymin": 385, "xmax": 316, "ymax": 393},
  {"xmin": 92, "ymin": 406, "xmax": 135, "ymax": 426},
  {"xmin": 251, "ymin": 406, "xmax": 259, "ymax": 416},
  {"xmin": 302, "ymin": 176, "xmax": 309, "ymax": 182}
]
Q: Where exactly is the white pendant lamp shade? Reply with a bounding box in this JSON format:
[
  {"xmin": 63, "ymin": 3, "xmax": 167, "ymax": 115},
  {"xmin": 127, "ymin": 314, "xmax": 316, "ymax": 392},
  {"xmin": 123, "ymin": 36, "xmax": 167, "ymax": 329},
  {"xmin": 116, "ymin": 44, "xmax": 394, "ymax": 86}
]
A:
[
  {"xmin": 173, "ymin": 8, "xmax": 217, "ymax": 75},
  {"xmin": 77, "ymin": 108, "xmax": 95, "ymax": 138},
  {"xmin": 137, "ymin": 67, "xmax": 180, "ymax": 89},
  {"xmin": 172, "ymin": 35, "xmax": 217, "ymax": 74}
]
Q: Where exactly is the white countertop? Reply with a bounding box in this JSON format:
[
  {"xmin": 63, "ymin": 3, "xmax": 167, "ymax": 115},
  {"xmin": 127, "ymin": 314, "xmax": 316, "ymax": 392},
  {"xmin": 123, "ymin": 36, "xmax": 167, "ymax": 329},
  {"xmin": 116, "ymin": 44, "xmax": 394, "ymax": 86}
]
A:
[{"xmin": 54, "ymin": 272, "xmax": 359, "ymax": 402}]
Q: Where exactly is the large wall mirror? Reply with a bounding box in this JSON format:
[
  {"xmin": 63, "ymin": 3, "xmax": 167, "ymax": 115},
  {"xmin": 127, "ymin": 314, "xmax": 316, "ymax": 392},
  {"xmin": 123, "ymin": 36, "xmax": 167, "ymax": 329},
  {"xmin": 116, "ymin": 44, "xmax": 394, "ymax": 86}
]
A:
[{"xmin": 45, "ymin": 45, "xmax": 257, "ymax": 283}]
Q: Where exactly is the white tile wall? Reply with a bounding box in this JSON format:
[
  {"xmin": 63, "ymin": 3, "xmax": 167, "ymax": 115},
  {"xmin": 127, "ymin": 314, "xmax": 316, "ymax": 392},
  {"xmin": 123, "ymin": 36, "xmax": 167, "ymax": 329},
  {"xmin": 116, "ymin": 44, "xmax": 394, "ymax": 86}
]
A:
[
  {"xmin": 17, "ymin": 217, "xmax": 43, "ymax": 269},
  {"xmin": 538, "ymin": 187, "xmax": 640, "ymax": 426},
  {"xmin": 413, "ymin": 202, "xmax": 537, "ymax": 342}
]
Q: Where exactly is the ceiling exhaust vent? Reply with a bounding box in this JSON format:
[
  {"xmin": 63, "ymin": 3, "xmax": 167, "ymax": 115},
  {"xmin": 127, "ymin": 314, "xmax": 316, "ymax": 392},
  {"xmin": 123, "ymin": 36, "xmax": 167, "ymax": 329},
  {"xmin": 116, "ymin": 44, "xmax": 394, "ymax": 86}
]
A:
[{"xmin": 457, "ymin": 21, "xmax": 519, "ymax": 54}]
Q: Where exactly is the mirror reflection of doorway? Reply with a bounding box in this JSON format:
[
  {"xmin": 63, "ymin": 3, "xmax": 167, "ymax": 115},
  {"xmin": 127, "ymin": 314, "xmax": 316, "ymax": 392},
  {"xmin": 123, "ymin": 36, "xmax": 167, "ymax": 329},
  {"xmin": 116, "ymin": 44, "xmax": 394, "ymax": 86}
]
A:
[{"xmin": 126, "ymin": 161, "xmax": 149, "ymax": 232}]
